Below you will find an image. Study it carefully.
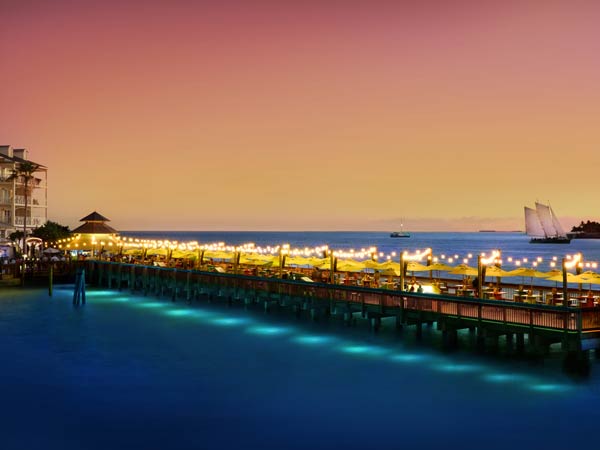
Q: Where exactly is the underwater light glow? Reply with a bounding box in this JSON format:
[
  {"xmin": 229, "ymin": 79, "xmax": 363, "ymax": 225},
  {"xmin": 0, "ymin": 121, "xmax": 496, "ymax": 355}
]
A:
[
  {"xmin": 246, "ymin": 326, "xmax": 292, "ymax": 335},
  {"xmin": 389, "ymin": 354, "xmax": 427, "ymax": 363},
  {"xmin": 433, "ymin": 363, "xmax": 483, "ymax": 373},
  {"xmin": 134, "ymin": 302, "xmax": 166, "ymax": 309},
  {"xmin": 165, "ymin": 309, "xmax": 196, "ymax": 317},
  {"xmin": 292, "ymin": 335, "xmax": 335, "ymax": 346},
  {"xmin": 483, "ymin": 373, "xmax": 531, "ymax": 383},
  {"xmin": 84, "ymin": 291, "xmax": 116, "ymax": 297},
  {"xmin": 339, "ymin": 345, "xmax": 388, "ymax": 356},
  {"xmin": 529, "ymin": 384, "xmax": 573, "ymax": 393},
  {"xmin": 211, "ymin": 317, "xmax": 250, "ymax": 326}
]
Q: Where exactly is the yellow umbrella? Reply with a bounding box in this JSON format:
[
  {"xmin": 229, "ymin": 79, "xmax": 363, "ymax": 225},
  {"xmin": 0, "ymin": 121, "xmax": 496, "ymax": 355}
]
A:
[
  {"xmin": 123, "ymin": 248, "xmax": 142, "ymax": 256},
  {"xmin": 203, "ymin": 250, "xmax": 234, "ymax": 261},
  {"xmin": 505, "ymin": 267, "xmax": 549, "ymax": 278},
  {"xmin": 337, "ymin": 260, "xmax": 367, "ymax": 273},
  {"xmin": 449, "ymin": 264, "xmax": 478, "ymax": 276},
  {"xmin": 146, "ymin": 248, "xmax": 168, "ymax": 257},
  {"xmin": 572, "ymin": 272, "xmax": 600, "ymax": 285},
  {"xmin": 482, "ymin": 266, "xmax": 510, "ymax": 277},
  {"xmin": 405, "ymin": 261, "xmax": 429, "ymax": 272},
  {"xmin": 310, "ymin": 257, "xmax": 329, "ymax": 267},
  {"xmin": 362, "ymin": 260, "xmax": 382, "ymax": 269},
  {"xmin": 239, "ymin": 255, "xmax": 275, "ymax": 266},
  {"xmin": 285, "ymin": 256, "xmax": 313, "ymax": 267},
  {"xmin": 426, "ymin": 262, "xmax": 453, "ymax": 272},
  {"xmin": 505, "ymin": 266, "xmax": 550, "ymax": 288},
  {"xmin": 574, "ymin": 270, "xmax": 600, "ymax": 281},
  {"xmin": 171, "ymin": 250, "xmax": 196, "ymax": 259},
  {"xmin": 545, "ymin": 272, "xmax": 579, "ymax": 283},
  {"xmin": 539, "ymin": 269, "xmax": 561, "ymax": 278},
  {"xmin": 377, "ymin": 267, "xmax": 400, "ymax": 276}
]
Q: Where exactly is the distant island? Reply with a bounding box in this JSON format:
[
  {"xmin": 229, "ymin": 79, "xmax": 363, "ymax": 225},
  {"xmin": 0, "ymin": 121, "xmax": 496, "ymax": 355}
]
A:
[{"xmin": 568, "ymin": 220, "xmax": 600, "ymax": 239}]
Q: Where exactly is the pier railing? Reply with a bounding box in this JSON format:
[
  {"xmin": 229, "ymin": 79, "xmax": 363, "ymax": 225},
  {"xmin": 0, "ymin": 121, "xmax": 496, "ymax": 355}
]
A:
[{"xmin": 86, "ymin": 261, "xmax": 600, "ymax": 334}]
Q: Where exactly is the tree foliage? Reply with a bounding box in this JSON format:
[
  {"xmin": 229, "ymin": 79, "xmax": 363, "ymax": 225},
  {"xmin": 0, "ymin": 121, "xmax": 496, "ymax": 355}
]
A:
[
  {"xmin": 9, "ymin": 230, "xmax": 24, "ymax": 242},
  {"xmin": 571, "ymin": 220, "xmax": 600, "ymax": 233},
  {"xmin": 32, "ymin": 221, "xmax": 71, "ymax": 242}
]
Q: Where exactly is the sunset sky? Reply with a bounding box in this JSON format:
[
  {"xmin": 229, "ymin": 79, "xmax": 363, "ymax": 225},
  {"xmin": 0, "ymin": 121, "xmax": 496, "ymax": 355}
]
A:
[{"xmin": 2, "ymin": 0, "xmax": 599, "ymax": 231}]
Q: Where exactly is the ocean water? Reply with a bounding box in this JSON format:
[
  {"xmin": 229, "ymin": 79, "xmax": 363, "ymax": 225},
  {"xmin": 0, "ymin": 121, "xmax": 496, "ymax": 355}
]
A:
[{"xmin": 1, "ymin": 284, "xmax": 600, "ymax": 450}]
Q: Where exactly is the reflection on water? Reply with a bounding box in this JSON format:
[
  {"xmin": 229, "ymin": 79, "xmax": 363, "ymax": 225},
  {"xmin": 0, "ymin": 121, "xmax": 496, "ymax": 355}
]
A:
[{"xmin": 1, "ymin": 286, "xmax": 600, "ymax": 450}]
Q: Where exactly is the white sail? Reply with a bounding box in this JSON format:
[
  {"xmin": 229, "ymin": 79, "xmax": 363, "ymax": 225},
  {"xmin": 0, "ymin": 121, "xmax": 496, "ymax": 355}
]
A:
[
  {"xmin": 535, "ymin": 202, "xmax": 558, "ymax": 237},
  {"xmin": 549, "ymin": 205, "xmax": 567, "ymax": 238},
  {"xmin": 524, "ymin": 206, "xmax": 545, "ymax": 237}
]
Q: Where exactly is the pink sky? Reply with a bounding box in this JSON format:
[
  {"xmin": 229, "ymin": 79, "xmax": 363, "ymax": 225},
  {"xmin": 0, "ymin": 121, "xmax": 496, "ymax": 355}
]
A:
[{"xmin": 2, "ymin": 0, "xmax": 600, "ymax": 231}]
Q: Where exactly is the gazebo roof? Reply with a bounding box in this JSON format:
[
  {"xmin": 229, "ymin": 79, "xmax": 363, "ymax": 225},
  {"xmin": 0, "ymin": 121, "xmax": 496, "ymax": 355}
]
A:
[
  {"xmin": 72, "ymin": 222, "xmax": 117, "ymax": 234},
  {"xmin": 79, "ymin": 211, "xmax": 111, "ymax": 222}
]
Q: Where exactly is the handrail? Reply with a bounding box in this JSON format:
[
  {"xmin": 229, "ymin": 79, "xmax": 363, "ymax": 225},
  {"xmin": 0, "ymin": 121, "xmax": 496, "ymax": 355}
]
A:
[{"xmin": 90, "ymin": 260, "xmax": 598, "ymax": 333}]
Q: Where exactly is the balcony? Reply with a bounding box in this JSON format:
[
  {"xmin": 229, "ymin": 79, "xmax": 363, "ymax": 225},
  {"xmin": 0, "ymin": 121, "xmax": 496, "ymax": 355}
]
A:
[
  {"xmin": 14, "ymin": 195, "xmax": 43, "ymax": 206},
  {"xmin": 14, "ymin": 216, "xmax": 44, "ymax": 227}
]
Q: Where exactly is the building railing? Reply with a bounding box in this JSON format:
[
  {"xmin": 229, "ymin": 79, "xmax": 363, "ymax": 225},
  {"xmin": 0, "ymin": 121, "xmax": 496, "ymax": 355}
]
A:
[
  {"xmin": 14, "ymin": 216, "xmax": 44, "ymax": 226},
  {"xmin": 14, "ymin": 195, "xmax": 42, "ymax": 206}
]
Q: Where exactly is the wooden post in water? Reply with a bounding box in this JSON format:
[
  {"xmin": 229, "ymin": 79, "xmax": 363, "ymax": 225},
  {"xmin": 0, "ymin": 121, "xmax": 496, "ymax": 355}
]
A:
[
  {"xmin": 73, "ymin": 266, "xmax": 86, "ymax": 306},
  {"xmin": 48, "ymin": 264, "xmax": 53, "ymax": 296},
  {"xmin": 186, "ymin": 270, "xmax": 191, "ymax": 302},
  {"xmin": 171, "ymin": 268, "xmax": 177, "ymax": 301}
]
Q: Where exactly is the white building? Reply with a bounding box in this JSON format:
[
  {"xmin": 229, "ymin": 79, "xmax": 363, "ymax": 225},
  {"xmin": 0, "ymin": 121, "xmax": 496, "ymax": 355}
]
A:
[{"xmin": 0, "ymin": 145, "xmax": 48, "ymax": 238}]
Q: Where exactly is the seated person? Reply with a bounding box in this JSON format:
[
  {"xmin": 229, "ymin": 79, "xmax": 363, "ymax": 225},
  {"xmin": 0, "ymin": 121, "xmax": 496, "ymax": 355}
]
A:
[
  {"xmin": 545, "ymin": 287, "xmax": 558, "ymax": 304},
  {"xmin": 586, "ymin": 290, "xmax": 594, "ymax": 301},
  {"xmin": 416, "ymin": 282, "xmax": 424, "ymax": 293},
  {"xmin": 493, "ymin": 286, "xmax": 502, "ymax": 300},
  {"xmin": 526, "ymin": 288, "xmax": 534, "ymax": 303}
]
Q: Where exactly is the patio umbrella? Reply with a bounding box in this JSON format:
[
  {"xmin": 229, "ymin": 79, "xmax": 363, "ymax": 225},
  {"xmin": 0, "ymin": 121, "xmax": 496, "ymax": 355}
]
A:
[
  {"xmin": 123, "ymin": 248, "xmax": 142, "ymax": 256},
  {"xmin": 505, "ymin": 267, "xmax": 549, "ymax": 288},
  {"xmin": 146, "ymin": 248, "xmax": 168, "ymax": 257},
  {"xmin": 482, "ymin": 266, "xmax": 510, "ymax": 277},
  {"xmin": 285, "ymin": 256, "xmax": 313, "ymax": 267},
  {"xmin": 362, "ymin": 260, "xmax": 382, "ymax": 269},
  {"xmin": 545, "ymin": 272, "xmax": 579, "ymax": 283},
  {"xmin": 426, "ymin": 262, "xmax": 453, "ymax": 272},
  {"xmin": 405, "ymin": 261, "xmax": 429, "ymax": 272},
  {"xmin": 449, "ymin": 264, "xmax": 478, "ymax": 276},
  {"xmin": 43, "ymin": 247, "xmax": 61, "ymax": 254},
  {"xmin": 336, "ymin": 259, "xmax": 366, "ymax": 273},
  {"xmin": 572, "ymin": 272, "xmax": 600, "ymax": 289},
  {"xmin": 239, "ymin": 255, "xmax": 274, "ymax": 266}
]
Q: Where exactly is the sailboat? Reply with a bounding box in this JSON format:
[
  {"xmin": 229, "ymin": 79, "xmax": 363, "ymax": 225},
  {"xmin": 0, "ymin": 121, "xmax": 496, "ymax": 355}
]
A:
[
  {"xmin": 524, "ymin": 202, "xmax": 571, "ymax": 244},
  {"xmin": 390, "ymin": 220, "xmax": 410, "ymax": 238}
]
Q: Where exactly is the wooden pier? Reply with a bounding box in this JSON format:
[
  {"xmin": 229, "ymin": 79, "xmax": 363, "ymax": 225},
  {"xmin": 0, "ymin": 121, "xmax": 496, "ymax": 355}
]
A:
[{"xmin": 85, "ymin": 261, "xmax": 600, "ymax": 363}]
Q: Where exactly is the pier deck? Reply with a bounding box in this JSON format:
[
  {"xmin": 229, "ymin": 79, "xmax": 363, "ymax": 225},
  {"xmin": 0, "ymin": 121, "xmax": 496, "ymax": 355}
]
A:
[{"xmin": 85, "ymin": 261, "xmax": 600, "ymax": 357}]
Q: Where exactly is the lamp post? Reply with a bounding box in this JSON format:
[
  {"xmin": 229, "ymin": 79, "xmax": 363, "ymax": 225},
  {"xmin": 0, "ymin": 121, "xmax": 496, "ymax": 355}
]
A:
[
  {"xmin": 477, "ymin": 255, "xmax": 483, "ymax": 299},
  {"xmin": 562, "ymin": 254, "xmax": 581, "ymax": 306},
  {"xmin": 562, "ymin": 257, "xmax": 568, "ymax": 305},
  {"xmin": 399, "ymin": 251, "xmax": 405, "ymax": 292}
]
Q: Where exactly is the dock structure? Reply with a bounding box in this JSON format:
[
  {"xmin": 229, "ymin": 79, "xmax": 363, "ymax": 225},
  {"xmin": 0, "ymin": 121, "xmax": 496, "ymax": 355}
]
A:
[{"xmin": 85, "ymin": 261, "xmax": 600, "ymax": 364}]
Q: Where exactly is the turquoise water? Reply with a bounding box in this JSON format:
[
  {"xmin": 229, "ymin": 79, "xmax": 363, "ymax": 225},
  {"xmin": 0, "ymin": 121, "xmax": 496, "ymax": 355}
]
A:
[{"xmin": 1, "ymin": 285, "xmax": 600, "ymax": 449}]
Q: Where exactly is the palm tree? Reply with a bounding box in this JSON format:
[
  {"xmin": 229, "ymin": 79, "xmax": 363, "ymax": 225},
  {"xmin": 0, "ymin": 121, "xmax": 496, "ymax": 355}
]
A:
[{"xmin": 8, "ymin": 161, "xmax": 41, "ymax": 254}]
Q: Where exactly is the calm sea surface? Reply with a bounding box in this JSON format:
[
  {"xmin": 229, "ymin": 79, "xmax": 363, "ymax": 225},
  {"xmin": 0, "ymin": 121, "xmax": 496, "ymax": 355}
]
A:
[
  {"xmin": 121, "ymin": 231, "xmax": 600, "ymax": 265},
  {"xmin": 2, "ymin": 232, "xmax": 600, "ymax": 449}
]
